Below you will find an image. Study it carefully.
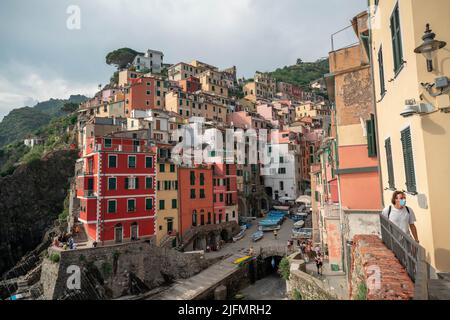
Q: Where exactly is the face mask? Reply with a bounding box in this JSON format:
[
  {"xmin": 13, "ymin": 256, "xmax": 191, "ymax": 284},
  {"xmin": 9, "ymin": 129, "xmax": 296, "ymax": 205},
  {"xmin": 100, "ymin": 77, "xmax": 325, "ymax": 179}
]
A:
[{"xmin": 399, "ymin": 199, "xmax": 407, "ymax": 207}]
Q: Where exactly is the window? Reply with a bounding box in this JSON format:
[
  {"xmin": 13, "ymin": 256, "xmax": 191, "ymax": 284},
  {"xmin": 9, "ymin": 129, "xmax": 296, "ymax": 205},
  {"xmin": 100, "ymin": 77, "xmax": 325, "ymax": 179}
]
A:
[
  {"xmin": 219, "ymin": 193, "xmax": 223, "ymax": 202},
  {"xmin": 208, "ymin": 212, "xmax": 212, "ymax": 224},
  {"xmin": 146, "ymin": 177, "xmax": 153, "ymax": 189},
  {"xmin": 278, "ymin": 168, "xmax": 286, "ymax": 174},
  {"xmin": 108, "ymin": 155, "xmax": 117, "ymax": 168},
  {"xmin": 128, "ymin": 156, "xmax": 136, "ymax": 168},
  {"xmin": 367, "ymin": 114, "xmax": 377, "ymax": 157},
  {"xmin": 108, "ymin": 177, "xmax": 117, "ymax": 190},
  {"xmin": 390, "ymin": 4, "xmax": 404, "ymax": 74},
  {"xmin": 104, "ymin": 138, "xmax": 112, "ymax": 148},
  {"xmin": 200, "ymin": 189, "xmax": 205, "ymax": 199},
  {"xmin": 192, "ymin": 211, "xmax": 197, "ymax": 226},
  {"xmin": 170, "ymin": 164, "xmax": 175, "ymax": 172},
  {"xmin": 157, "ymin": 91, "xmax": 161, "ymax": 97},
  {"xmin": 159, "ymin": 163, "xmax": 165, "ymax": 173},
  {"xmin": 378, "ymin": 46, "xmax": 386, "ymax": 96},
  {"xmin": 401, "ymin": 127, "xmax": 417, "ymax": 193},
  {"xmin": 190, "ymin": 171, "xmax": 195, "ymax": 185},
  {"xmin": 280, "ymin": 181, "xmax": 284, "ymax": 191},
  {"xmin": 190, "ymin": 189, "xmax": 196, "ymax": 199},
  {"xmin": 127, "ymin": 199, "xmax": 136, "ymax": 212},
  {"xmin": 385, "ymin": 138, "xmax": 395, "ymax": 189},
  {"xmin": 146, "ymin": 198, "xmax": 153, "ymax": 210},
  {"xmin": 172, "ymin": 199, "xmax": 177, "ymax": 209},
  {"xmin": 125, "ymin": 177, "xmax": 138, "ymax": 190},
  {"xmin": 200, "ymin": 173, "xmax": 205, "ymax": 186},
  {"xmin": 145, "ymin": 156, "xmax": 153, "ymax": 168},
  {"xmin": 146, "ymin": 90, "xmax": 151, "ymax": 95},
  {"xmin": 159, "ymin": 200, "xmax": 165, "ymax": 210},
  {"xmin": 108, "ymin": 200, "xmax": 117, "ymax": 213},
  {"xmin": 280, "ymin": 156, "xmax": 284, "ymax": 163}
]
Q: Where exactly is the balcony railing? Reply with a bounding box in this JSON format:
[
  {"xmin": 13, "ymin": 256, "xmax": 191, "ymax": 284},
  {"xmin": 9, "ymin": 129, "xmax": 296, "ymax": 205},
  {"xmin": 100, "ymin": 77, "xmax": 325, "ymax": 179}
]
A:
[
  {"xmin": 92, "ymin": 143, "xmax": 151, "ymax": 153},
  {"xmin": 83, "ymin": 190, "xmax": 96, "ymax": 198},
  {"xmin": 379, "ymin": 214, "xmax": 428, "ymax": 300}
]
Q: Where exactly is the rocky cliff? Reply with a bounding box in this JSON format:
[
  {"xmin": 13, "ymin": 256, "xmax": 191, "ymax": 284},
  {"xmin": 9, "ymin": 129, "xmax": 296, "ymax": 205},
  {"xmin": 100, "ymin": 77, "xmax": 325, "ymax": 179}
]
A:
[{"xmin": 0, "ymin": 149, "xmax": 78, "ymax": 276}]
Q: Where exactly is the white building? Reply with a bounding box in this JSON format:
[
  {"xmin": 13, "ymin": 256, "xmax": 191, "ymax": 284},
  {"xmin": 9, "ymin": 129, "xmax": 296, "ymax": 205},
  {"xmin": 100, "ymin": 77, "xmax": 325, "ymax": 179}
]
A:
[
  {"xmin": 132, "ymin": 49, "xmax": 164, "ymax": 74},
  {"xmin": 24, "ymin": 137, "xmax": 44, "ymax": 148},
  {"xmin": 263, "ymin": 137, "xmax": 302, "ymax": 202}
]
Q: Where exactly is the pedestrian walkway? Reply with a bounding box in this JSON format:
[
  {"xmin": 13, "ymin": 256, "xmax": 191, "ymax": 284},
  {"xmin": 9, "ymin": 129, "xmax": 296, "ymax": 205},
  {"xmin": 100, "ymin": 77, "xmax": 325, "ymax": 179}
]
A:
[
  {"xmin": 147, "ymin": 253, "xmax": 248, "ymax": 300},
  {"xmin": 305, "ymin": 260, "xmax": 349, "ymax": 299}
]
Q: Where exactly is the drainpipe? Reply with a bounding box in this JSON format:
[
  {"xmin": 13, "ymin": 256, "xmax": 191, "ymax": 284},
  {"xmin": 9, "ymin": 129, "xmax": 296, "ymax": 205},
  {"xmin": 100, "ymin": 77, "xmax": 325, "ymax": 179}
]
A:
[{"xmin": 367, "ymin": 8, "xmax": 385, "ymax": 209}]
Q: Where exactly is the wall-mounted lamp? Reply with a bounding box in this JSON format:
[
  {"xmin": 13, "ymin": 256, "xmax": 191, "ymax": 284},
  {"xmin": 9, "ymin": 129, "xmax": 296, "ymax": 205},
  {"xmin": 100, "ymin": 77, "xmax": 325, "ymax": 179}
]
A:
[
  {"xmin": 400, "ymin": 99, "xmax": 434, "ymax": 118},
  {"xmin": 414, "ymin": 24, "xmax": 447, "ymax": 72}
]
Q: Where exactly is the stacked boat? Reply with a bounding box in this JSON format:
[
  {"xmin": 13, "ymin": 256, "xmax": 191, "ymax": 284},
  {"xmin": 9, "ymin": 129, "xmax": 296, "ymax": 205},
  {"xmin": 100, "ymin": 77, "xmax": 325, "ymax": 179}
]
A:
[{"xmin": 258, "ymin": 210, "xmax": 288, "ymax": 232}]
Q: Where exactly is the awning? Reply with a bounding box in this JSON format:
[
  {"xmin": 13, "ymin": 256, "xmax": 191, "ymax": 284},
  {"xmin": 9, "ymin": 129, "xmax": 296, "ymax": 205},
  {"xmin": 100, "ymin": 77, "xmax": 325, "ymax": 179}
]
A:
[{"xmin": 296, "ymin": 195, "xmax": 311, "ymax": 204}]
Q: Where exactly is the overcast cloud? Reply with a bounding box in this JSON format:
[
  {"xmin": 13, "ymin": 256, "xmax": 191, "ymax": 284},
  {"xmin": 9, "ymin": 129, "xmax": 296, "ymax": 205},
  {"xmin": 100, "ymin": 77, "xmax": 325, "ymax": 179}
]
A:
[{"xmin": 0, "ymin": 0, "xmax": 366, "ymax": 120}]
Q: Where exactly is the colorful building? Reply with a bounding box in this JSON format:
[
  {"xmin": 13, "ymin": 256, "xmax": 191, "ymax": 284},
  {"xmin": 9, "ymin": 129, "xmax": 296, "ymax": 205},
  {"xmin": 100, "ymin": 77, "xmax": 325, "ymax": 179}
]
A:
[
  {"xmin": 369, "ymin": 0, "xmax": 450, "ymax": 274},
  {"xmin": 177, "ymin": 165, "xmax": 214, "ymax": 238},
  {"xmin": 76, "ymin": 130, "xmax": 156, "ymax": 244}
]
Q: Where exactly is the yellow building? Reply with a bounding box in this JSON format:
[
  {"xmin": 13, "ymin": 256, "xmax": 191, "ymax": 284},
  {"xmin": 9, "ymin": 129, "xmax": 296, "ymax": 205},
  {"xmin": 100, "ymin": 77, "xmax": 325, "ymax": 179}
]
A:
[
  {"xmin": 369, "ymin": 0, "xmax": 450, "ymax": 273},
  {"xmin": 199, "ymin": 69, "xmax": 229, "ymax": 98},
  {"xmin": 156, "ymin": 160, "xmax": 179, "ymax": 247},
  {"xmin": 243, "ymin": 72, "xmax": 276, "ymax": 101}
]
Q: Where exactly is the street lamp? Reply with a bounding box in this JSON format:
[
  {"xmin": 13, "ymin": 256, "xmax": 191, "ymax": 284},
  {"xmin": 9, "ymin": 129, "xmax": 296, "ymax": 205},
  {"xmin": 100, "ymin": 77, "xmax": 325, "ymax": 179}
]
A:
[{"xmin": 414, "ymin": 24, "xmax": 447, "ymax": 72}]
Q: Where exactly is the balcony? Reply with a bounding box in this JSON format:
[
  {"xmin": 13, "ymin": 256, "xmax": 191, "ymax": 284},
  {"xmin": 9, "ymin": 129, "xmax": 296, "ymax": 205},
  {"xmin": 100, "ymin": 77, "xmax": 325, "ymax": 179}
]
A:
[
  {"xmin": 94, "ymin": 143, "xmax": 151, "ymax": 153},
  {"xmin": 83, "ymin": 190, "xmax": 97, "ymax": 198}
]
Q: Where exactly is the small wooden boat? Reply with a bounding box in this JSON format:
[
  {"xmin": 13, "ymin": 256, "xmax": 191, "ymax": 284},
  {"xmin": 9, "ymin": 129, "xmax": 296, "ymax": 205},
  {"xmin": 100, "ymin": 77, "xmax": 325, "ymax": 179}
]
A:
[
  {"xmin": 233, "ymin": 255, "xmax": 252, "ymax": 265},
  {"xmin": 252, "ymin": 231, "xmax": 264, "ymax": 242},
  {"xmin": 273, "ymin": 205, "xmax": 290, "ymax": 211},
  {"xmin": 259, "ymin": 225, "xmax": 281, "ymax": 232},
  {"xmin": 294, "ymin": 220, "xmax": 305, "ymax": 228},
  {"xmin": 233, "ymin": 227, "xmax": 246, "ymax": 242}
]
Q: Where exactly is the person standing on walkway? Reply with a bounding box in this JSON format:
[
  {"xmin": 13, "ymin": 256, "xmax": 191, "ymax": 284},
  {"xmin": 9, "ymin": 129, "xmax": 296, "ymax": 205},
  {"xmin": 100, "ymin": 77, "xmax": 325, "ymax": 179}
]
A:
[
  {"xmin": 382, "ymin": 191, "xmax": 419, "ymax": 242},
  {"xmin": 273, "ymin": 229, "xmax": 278, "ymax": 240},
  {"xmin": 315, "ymin": 253, "xmax": 323, "ymax": 276}
]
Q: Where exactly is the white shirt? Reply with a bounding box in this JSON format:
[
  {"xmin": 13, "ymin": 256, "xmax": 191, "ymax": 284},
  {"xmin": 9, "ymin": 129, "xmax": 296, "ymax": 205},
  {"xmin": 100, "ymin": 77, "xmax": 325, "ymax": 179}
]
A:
[{"xmin": 381, "ymin": 205, "xmax": 416, "ymax": 235}]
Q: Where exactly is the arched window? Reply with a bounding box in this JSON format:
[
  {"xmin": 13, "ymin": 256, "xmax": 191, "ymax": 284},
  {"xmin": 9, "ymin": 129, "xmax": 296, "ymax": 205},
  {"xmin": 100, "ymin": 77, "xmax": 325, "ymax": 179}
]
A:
[{"xmin": 192, "ymin": 210, "xmax": 197, "ymax": 227}]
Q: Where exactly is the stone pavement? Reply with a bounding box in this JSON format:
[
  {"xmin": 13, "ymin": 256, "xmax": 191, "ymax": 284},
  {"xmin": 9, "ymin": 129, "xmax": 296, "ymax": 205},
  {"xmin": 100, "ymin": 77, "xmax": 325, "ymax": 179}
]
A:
[
  {"xmin": 205, "ymin": 217, "xmax": 295, "ymax": 260},
  {"xmin": 147, "ymin": 252, "xmax": 247, "ymax": 300},
  {"xmin": 147, "ymin": 217, "xmax": 296, "ymax": 300},
  {"xmin": 305, "ymin": 260, "xmax": 349, "ymax": 299}
]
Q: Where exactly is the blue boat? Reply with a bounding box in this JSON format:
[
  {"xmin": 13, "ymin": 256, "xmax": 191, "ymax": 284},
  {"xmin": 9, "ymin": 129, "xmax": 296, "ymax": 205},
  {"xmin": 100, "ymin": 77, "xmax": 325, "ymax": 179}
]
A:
[{"xmin": 252, "ymin": 231, "xmax": 264, "ymax": 242}]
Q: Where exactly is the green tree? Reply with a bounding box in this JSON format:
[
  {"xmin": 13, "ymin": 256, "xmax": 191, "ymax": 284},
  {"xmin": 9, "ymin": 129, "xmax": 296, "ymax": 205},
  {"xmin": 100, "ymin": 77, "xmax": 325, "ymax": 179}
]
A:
[
  {"xmin": 61, "ymin": 102, "xmax": 79, "ymax": 113},
  {"xmin": 278, "ymin": 257, "xmax": 290, "ymax": 280},
  {"xmin": 105, "ymin": 48, "xmax": 143, "ymax": 69}
]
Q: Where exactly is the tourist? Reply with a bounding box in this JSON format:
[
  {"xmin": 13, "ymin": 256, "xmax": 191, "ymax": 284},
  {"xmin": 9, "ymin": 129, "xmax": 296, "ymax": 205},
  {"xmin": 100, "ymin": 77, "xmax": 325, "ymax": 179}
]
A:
[
  {"xmin": 381, "ymin": 191, "xmax": 419, "ymax": 242},
  {"xmin": 249, "ymin": 246, "xmax": 254, "ymax": 256},
  {"xmin": 314, "ymin": 245, "xmax": 321, "ymax": 257},
  {"xmin": 273, "ymin": 230, "xmax": 278, "ymax": 240},
  {"xmin": 315, "ymin": 253, "xmax": 323, "ymax": 276}
]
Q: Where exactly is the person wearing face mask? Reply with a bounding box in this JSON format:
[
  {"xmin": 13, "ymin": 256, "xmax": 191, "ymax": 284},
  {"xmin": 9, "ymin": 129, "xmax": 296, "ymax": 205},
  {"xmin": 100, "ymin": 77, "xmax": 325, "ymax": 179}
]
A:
[{"xmin": 382, "ymin": 191, "xmax": 419, "ymax": 243}]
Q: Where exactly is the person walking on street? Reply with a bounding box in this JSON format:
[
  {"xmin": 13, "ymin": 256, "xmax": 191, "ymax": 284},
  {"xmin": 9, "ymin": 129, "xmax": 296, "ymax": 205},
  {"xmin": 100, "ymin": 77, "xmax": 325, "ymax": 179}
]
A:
[
  {"xmin": 315, "ymin": 253, "xmax": 323, "ymax": 276},
  {"xmin": 382, "ymin": 191, "xmax": 419, "ymax": 242},
  {"xmin": 273, "ymin": 229, "xmax": 278, "ymax": 240}
]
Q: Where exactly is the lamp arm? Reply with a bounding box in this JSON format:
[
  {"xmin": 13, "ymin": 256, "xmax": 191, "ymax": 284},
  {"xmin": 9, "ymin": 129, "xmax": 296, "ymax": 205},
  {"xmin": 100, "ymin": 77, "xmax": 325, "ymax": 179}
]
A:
[{"xmin": 425, "ymin": 86, "xmax": 450, "ymax": 97}]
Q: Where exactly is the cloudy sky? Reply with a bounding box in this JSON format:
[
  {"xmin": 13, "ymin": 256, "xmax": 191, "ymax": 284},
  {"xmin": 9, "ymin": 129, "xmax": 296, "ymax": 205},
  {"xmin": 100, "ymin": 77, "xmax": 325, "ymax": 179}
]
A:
[{"xmin": 0, "ymin": 0, "xmax": 366, "ymax": 120}]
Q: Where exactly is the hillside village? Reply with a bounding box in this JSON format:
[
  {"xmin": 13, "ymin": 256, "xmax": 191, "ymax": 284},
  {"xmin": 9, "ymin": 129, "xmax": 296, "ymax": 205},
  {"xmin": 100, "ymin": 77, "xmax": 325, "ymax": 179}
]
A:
[{"xmin": 1, "ymin": 0, "xmax": 450, "ymax": 301}]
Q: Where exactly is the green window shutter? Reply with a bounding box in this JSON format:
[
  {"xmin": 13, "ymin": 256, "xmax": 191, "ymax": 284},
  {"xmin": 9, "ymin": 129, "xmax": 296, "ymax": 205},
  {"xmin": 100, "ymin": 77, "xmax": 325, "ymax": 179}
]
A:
[
  {"xmin": 391, "ymin": 4, "xmax": 403, "ymax": 73},
  {"xmin": 125, "ymin": 177, "xmax": 129, "ymax": 190},
  {"xmin": 367, "ymin": 115, "xmax": 377, "ymax": 157},
  {"xmin": 159, "ymin": 200, "xmax": 165, "ymax": 210},
  {"xmin": 170, "ymin": 164, "xmax": 175, "ymax": 172},
  {"xmin": 128, "ymin": 156, "xmax": 136, "ymax": 168},
  {"xmin": 378, "ymin": 46, "xmax": 386, "ymax": 96},
  {"xmin": 108, "ymin": 178, "xmax": 116, "ymax": 190},
  {"xmin": 190, "ymin": 171, "xmax": 195, "ymax": 185},
  {"xmin": 146, "ymin": 198, "xmax": 153, "ymax": 210},
  {"xmin": 146, "ymin": 177, "xmax": 152, "ymax": 189},
  {"xmin": 159, "ymin": 164, "xmax": 165, "ymax": 173},
  {"xmin": 105, "ymin": 138, "xmax": 112, "ymax": 148},
  {"xmin": 172, "ymin": 199, "xmax": 177, "ymax": 209},
  {"xmin": 146, "ymin": 156, "xmax": 153, "ymax": 168},
  {"xmin": 401, "ymin": 128, "xmax": 417, "ymax": 193},
  {"xmin": 190, "ymin": 189, "xmax": 196, "ymax": 199},
  {"xmin": 385, "ymin": 138, "xmax": 395, "ymax": 189},
  {"xmin": 135, "ymin": 177, "xmax": 139, "ymax": 189},
  {"xmin": 108, "ymin": 201, "xmax": 116, "ymax": 213}
]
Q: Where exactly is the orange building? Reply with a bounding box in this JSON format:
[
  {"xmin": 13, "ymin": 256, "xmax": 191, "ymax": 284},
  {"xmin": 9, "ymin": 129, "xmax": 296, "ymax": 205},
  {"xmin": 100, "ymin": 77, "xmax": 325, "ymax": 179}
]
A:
[
  {"xmin": 125, "ymin": 77, "xmax": 166, "ymax": 115},
  {"xmin": 179, "ymin": 76, "xmax": 201, "ymax": 93},
  {"xmin": 178, "ymin": 166, "xmax": 214, "ymax": 238}
]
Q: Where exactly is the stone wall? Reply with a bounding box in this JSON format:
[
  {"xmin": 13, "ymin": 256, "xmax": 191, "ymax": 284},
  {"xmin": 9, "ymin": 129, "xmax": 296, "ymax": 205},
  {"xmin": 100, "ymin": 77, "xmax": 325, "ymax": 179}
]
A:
[
  {"xmin": 40, "ymin": 241, "xmax": 212, "ymax": 300},
  {"xmin": 350, "ymin": 235, "xmax": 414, "ymax": 300},
  {"xmin": 288, "ymin": 269, "xmax": 338, "ymax": 300}
]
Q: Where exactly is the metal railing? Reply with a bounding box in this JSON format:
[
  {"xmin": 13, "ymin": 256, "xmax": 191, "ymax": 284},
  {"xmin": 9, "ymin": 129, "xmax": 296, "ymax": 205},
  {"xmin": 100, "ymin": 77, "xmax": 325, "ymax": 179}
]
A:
[{"xmin": 379, "ymin": 214, "xmax": 428, "ymax": 300}]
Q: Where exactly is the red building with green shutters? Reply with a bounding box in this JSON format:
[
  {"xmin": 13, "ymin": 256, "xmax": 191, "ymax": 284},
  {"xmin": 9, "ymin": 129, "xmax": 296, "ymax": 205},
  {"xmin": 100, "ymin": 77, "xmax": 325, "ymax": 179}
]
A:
[{"xmin": 76, "ymin": 130, "xmax": 156, "ymax": 245}]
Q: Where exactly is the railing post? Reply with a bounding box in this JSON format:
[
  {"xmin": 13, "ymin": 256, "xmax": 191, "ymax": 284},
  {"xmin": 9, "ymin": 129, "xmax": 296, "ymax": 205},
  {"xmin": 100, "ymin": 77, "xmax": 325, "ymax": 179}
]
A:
[{"xmin": 414, "ymin": 245, "xmax": 428, "ymax": 300}]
